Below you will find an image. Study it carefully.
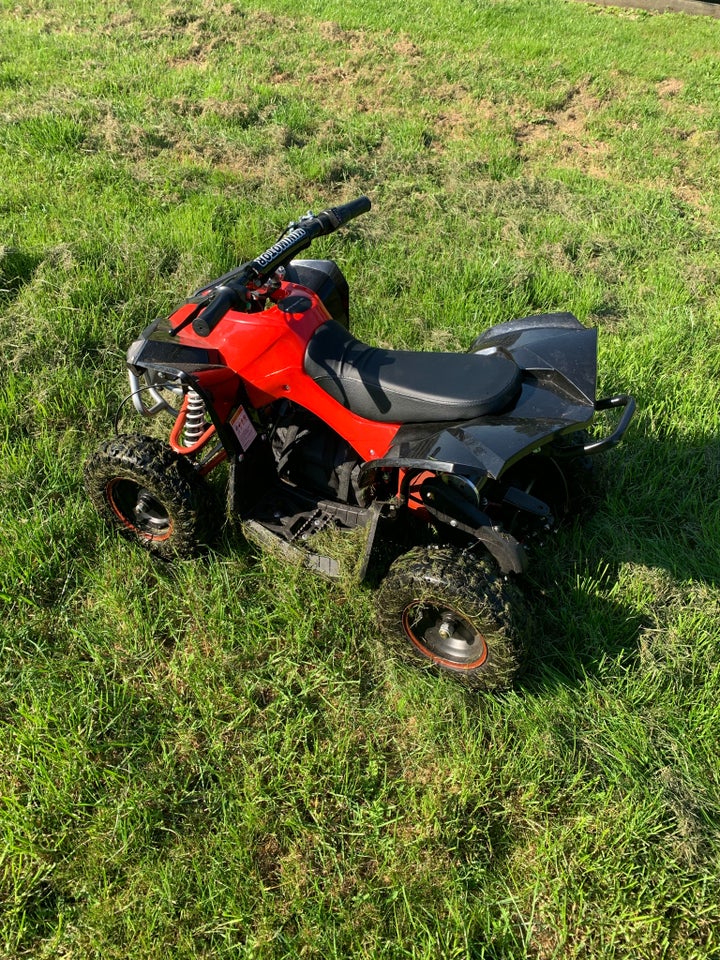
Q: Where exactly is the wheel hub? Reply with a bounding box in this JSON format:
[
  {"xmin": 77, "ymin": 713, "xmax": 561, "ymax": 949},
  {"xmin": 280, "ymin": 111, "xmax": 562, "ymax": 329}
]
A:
[
  {"xmin": 401, "ymin": 600, "xmax": 488, "ymax": 669},
  {"xmin": 107, "ymin": 478, "xmax": 172, "ymax": 540},
  {"xmin": 134, "ymin": 489, "xmax": 170, "ymax": 532},
  {"xmin": 437, "ymin": 614, "xmax": 457, "ymax": 640}
]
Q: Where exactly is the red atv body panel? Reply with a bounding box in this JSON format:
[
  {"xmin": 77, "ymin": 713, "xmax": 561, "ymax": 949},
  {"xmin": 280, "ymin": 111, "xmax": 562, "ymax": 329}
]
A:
[{"xmin": 168, "ymin": 283, "xmax": 402, "ymax": 461}]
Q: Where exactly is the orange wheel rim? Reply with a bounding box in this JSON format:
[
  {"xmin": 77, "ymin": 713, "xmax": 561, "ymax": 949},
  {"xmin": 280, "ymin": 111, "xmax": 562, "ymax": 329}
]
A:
[
  {"xmin": 401, "ymin": 600, "xmax": 488, "ymax": 670},
  {"xmin": 106, "ymin": 479, "xmax": 173, "ymax": 542}
]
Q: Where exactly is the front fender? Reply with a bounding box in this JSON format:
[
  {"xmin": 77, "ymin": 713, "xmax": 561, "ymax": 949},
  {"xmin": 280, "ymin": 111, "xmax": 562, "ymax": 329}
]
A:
[{"xmin": 127, "ymin": 317, "xmax": 245, "ymax": 426}]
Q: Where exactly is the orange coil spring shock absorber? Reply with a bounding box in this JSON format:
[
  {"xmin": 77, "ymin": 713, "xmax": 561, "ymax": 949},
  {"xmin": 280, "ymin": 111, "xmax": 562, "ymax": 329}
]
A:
[
  {"xmin": 170, "ymin": 389, "xmax": 217, "ymax": 455},
  {"xmin": 183, "ymin": 389, "xmax": 208, "ymax": 446}
]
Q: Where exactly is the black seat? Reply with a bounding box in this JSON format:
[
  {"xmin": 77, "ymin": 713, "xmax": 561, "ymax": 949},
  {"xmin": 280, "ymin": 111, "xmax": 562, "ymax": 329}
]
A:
[{"xmin": 304, "ymin": 320, "xmax": 521, "ymax": 424}]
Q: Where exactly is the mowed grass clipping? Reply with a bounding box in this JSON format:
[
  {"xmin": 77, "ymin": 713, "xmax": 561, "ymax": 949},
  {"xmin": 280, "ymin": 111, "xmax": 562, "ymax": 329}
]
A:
[{"xmin": 1, "ymin": 0, "xmax": 719, "ymax": 957}]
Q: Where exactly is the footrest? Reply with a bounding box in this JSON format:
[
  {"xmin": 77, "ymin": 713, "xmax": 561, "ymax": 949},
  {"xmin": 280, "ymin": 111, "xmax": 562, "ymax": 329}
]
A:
[{"xmin": 242, "ymin": 520, "xmax": 341, "ymax": 580}]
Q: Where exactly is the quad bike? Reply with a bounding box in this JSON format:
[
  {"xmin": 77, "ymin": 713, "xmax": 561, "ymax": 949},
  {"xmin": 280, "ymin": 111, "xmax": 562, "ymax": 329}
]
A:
[{"xmin": 85, "ymin": 196, "xmax": 635, "ymax": 690}]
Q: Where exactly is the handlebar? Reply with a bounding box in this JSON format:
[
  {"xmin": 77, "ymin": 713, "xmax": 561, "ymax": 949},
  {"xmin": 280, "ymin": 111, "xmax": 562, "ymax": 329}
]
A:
[
  {"xmin": 191, "ymin": 284, "xmax": 244, "ymax": 338},
  {"xmin": 191, "ymin": 195, "xmax": 371, "ymax": 337},
  {"xmin": 311, "ymin": 195, "xmax": 372, "ymax": 233}
]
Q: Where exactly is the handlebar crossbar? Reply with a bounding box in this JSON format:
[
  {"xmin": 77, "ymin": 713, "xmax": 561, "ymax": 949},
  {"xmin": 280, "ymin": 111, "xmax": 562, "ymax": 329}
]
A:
[{"xmin": 191, "ymin": 196, "xmax": 371, "ymax": 338}]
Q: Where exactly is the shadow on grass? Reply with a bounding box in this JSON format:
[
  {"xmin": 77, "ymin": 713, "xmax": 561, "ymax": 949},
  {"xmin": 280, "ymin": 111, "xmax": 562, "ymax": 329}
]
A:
[
  {"xmin": 0, "ymin": 245, "xmax": 41, "ymax": 305},
  {"xmin": 520, "ymin": 563, "xmax": 644, "ymax": 691},
  {"xmin": 517, "ymin": 431, "xmax": 720, "ymax": 692}
]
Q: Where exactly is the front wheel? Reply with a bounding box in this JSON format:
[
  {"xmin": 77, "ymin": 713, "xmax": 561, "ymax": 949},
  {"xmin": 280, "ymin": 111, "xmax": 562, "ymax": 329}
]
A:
[
  {"xmin": 375, "ymin": 546, "xmax": 527, "ymax": 691},
  {"xmin": 84, "ymin": 434, "xmax": 219, "ymax": 560}
]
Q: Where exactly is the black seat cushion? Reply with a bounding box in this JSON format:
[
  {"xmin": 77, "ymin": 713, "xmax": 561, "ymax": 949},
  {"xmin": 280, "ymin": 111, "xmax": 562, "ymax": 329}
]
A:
[{"xmin": 304, "ymin": 320, "xmax": 521, "ymax": 423}]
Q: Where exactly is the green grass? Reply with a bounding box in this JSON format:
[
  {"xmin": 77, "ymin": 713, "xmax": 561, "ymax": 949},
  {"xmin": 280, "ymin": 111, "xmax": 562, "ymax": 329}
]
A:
[{"xmin": 1, "ymin": 0, "xmax": 720, "ymax": 956}]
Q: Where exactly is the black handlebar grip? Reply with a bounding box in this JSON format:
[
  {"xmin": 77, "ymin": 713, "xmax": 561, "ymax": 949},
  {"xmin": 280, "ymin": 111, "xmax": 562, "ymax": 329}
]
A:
[
  {"xmin": 192, "ymin": 285, "xmax": 239, "ymax": 337},
  {"xmin": 312, "ymin": 196, "xmax": 371, "ymax": 237},
  {"xmin": 330, "ymin": 195, "xmax": 371, "ymax": 227}
]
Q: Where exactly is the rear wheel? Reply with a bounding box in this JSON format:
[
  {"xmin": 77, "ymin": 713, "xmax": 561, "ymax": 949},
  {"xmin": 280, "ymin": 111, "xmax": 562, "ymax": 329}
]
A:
[
  {"xmin": 546, "ymin": 430, "xmax": 597, "ymax": 518},
  {"xmin": 84, "ymin": 434, "xmax": 218, "ymax": 559},
  {"xmin": 500, "ymin": 431, "xmax": 596, "ymax": 528},
  {"xmin": 375, "ymin": 546, "xmax": 527, "ymax": 691}
]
